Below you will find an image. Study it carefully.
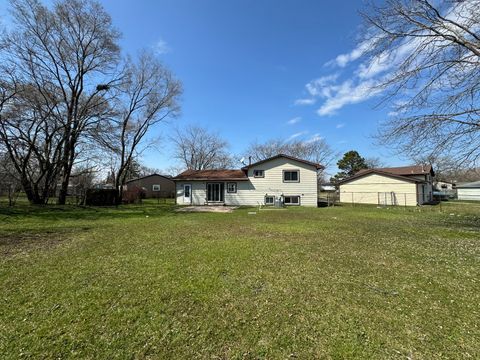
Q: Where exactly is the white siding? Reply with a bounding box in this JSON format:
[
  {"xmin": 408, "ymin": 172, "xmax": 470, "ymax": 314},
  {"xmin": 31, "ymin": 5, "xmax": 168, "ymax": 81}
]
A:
[
  {"xmin": 175, "ymin": 157, "xmax": 318, "ymax": 207},
  {"xmin": 457, "ymin": 188, "xmax": 480, "ymax": 201},
  {"xmin": 236, "ymin": 158, "xmax": 318, "ymax": 206},
  {"xmin": 339, "ymin": 173, "xmax": 419, "ymax": 206},
  {"xmin": 175, "ymin": 182, "xmax": 206, "ymax": 205}
]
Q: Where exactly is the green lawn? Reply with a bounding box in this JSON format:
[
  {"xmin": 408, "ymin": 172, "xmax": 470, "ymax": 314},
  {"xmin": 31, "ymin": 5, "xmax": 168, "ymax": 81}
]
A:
[{"xmin": 0, "ymin": 201, "xmax": 479, "ymax": 359}]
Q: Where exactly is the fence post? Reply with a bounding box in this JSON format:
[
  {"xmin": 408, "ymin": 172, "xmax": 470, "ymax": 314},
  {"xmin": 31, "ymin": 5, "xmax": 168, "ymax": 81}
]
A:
[
  {"xmin": 352, "ymin": 192, "xmax": 354, "ymax": 207},
  {"xmin": 404, "ymin": 193, "xmax": 407, "ymax": 208}
]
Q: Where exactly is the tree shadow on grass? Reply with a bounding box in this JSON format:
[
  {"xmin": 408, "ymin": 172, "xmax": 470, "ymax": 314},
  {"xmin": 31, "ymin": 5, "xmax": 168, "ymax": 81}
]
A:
[{"xmin": 0, "ymin": 203, "xmax": 179, "ymax": 222}]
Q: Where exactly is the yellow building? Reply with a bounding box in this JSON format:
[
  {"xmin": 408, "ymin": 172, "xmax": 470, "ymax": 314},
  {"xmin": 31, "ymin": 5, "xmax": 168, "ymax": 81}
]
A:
[{"xmin": 339, "ymin": 165, "xmax": 434, "ymax": 206}]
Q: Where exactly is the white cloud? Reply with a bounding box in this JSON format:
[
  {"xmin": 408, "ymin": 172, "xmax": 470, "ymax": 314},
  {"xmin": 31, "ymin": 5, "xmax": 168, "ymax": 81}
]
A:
[
  {"xmin": 294, "ymin": 98, "xmax": 316, "ymax": 106},
  {"xmin": 154, "ymin": 38, "xmax": 170, "ymax": 55},
  {"xmin": 287, "ymin": 117, "xmax": 301, "ymax": 125},
  {"xmin": 298, "ymin": 22, "xmax": 430, "ymax": 115},
  {"xmin": 305, "ymin": 133, "xmax": 323, "ymax": 143},
  {"xmin": 336, "ymin": 123, "xmax": 345, "ymax": 129},
  {"xmin": 317, "ymin": 79, "xmax": 382, "ymax": 116},
  {"xmin": 306, "ymin": 74, "xmax": 339, "ymax": 96},
  {"xmin": 288, "ymin": 131, "xmax": 308, "ymax": 141},
  {"xmin": 328, "ymin": 39, "xmax": 374, "ymax": 68}
]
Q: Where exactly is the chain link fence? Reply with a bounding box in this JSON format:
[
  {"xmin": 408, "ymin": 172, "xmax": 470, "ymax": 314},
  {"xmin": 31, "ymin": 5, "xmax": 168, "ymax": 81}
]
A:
[{"xmin": 319, "ymin": 191, "xmax": 430, "ymax": 207}]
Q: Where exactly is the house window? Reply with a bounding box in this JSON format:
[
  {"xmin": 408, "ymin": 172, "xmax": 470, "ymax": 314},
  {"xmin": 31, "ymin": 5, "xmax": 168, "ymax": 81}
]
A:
[
  {"xmin": 152, "ymin": 184, "xmax": 161, "ymax": 191},
  {"xmin": 265, "ymin": 195, "xmax": 275, "ymax": 205},
  {"xmin": 253, "ymin": 169, "xmax": 264, "ymax": 178},
  {"xmin": 283, "ymin": 170, "xmax": 299, "ymax": 182},
  {"xmin": 227, "ymin": 182, "xmax": 237, "ymax": 193},
  {"xmin": 284, "ymin": 195, "xmax": 300, "ymax": 205}
]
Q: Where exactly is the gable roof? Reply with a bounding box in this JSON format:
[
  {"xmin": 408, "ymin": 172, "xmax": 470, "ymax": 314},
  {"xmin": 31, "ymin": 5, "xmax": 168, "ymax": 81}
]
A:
[
  {"xmin": 242, "ymin": 154, "xmax": 324, "ymax": 170},
  {"xmin": 357, "ymin": 165, "xmax": 434, "ymax": 177},
  {"xmin": 338, "ymin": 169, "xmax": 427, "ymax": 185},
  {"xmin": 456, "ymin": 181, "xmax": 480, "ymax": 189},
  {"xmin": 173, "ymin": 169, "xmax": 248, "ymax": 181},
  {"xmin": 126, "ymin": 173, "xmax": 173, "ymax": 183}
]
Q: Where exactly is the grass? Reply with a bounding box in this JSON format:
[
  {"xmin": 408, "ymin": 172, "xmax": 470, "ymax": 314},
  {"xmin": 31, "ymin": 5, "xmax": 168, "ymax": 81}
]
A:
[{"xmin": 0, "ymin": 200, "xmax": 479, "ymax": 359}]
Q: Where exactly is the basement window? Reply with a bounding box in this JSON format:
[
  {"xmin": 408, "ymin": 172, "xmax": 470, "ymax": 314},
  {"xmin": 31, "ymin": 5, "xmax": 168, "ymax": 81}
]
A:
[
  {"xmin": 284, "ymin": 195, "xmax": 300, "ymax": 206},
  {"xmin": 265, "ymin": 195, "xmax": 275, "ymax": 205}
]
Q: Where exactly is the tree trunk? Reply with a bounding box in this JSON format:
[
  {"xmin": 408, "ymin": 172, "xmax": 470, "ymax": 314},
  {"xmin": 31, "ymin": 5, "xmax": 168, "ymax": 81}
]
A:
[
  {"xmin": 57, "ymin": 174, "xmax": 69, "ymax": 205},
  {"xmin": 114, "ymin": 178, "xmax": 122, "ymax": 206},
  {"xmin": 57, "ymin": 139, "xmax": 75, "ymax": 205}
]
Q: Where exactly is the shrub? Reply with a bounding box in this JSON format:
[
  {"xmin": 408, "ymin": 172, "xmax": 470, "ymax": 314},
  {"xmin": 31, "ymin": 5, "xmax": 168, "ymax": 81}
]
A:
[
  {"xmin": 122, "ymin": 186, "xmax": 144, "ymax": 204},
  {"xmin": 85, "ymin": 189, "xmax": 117, "ymax": 206}
]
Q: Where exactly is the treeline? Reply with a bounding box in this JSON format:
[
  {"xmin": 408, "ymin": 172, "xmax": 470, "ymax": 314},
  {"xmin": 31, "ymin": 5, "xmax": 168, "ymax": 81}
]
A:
[{"xmin": 0, "ymin": 0, "xmax": 181, "ymax": 205}]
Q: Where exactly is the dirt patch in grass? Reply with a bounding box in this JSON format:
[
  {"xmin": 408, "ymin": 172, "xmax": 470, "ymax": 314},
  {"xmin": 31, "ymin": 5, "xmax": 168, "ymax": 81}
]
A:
[{"xmin": 0, "ymin": 230, "xmax": 77, "ymax": 257}]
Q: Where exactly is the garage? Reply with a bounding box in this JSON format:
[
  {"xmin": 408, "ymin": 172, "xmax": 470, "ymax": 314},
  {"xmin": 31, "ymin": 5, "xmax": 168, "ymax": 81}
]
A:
[{"xmin": 456, "ymin": 181, "xmax": 480, "ymax": 201}]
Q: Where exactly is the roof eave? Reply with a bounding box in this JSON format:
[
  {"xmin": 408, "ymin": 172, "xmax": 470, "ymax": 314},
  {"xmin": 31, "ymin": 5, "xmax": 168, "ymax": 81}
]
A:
[
  {"xmin": 173, "ymin": 177, "xmax": 249, "ymax": 181},
  {"xmin": 338, "ymin": 170, "xmax": 426, "ymax": 185},
  {"xmin": 242, "ymin": 154, "xmax": 324, "ymax": 170}
]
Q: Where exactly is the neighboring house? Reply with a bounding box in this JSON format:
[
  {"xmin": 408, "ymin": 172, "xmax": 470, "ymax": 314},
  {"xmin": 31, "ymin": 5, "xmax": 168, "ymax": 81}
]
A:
[
  {"xmin": 456, "ymin": 181, "xmax": 480, "ymax": 201},
  {"xmin": 125, "ymin": 174, "xmax": 175, "ymax": 198},
  {"xmin": 319, "ymin": 184, "xmax": 336, "ymax": 192},
  {"xmin": 173, "ymin": 154, "xmax": 323, "ymax": 207},
  {"xmin": 338, "ymin": 165, "xmax": 435, "ymax": 206},
  {"xmin": 434, "ymin": 180, "xmax": 455, "ymax": 191},
  {"xmin": 93, "ymin": 183, "xmax": 115, "ymax": 190}
]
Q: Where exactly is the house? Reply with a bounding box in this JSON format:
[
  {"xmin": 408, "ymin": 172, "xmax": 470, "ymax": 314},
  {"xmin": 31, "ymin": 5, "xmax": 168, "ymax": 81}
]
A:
[
  {"xmin": 434, "ymin": 180, "xmax": 455, "ymax": 191},
  {"xmin": 173, "ymin": 154, "xmax": 323, "ymax": 206},
  {"xmin": 125, "ymin": 174, "xmax": 175, "ymax": 198},
  {"xmin": 319, "ymin": 184, "xmax": 336, "ymax": 192},
  {"xmin": 338, "ymin": 165, "xmax": 435, "ymax": 206},
  {"xmin": 456, "ymin": 181, "xmax": 480, "ymax": 201}
]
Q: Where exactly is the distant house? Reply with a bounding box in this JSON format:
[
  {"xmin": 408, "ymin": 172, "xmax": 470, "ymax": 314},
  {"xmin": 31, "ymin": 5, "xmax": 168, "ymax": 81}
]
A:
[
  {"xmin": 173, "ymin": 154, "xmax": 323, "ymax": 207},
  {"xmin": 456, "ymin": 181, "xmax": 480, "ymax": 201},
  {"xmin": 319, "ymin": 184, "xmax": 336, "ymax": 192},
  {"xmin": 125, "ymin": 174, "xmax": 175, "ymax": 198},
  {"xmin": 338, "ymin": 165, "xmax": 435, "ymax": 206},
  {"xmin": 434, "ymin": 180, "xmax": 455, "ymax": 191}
]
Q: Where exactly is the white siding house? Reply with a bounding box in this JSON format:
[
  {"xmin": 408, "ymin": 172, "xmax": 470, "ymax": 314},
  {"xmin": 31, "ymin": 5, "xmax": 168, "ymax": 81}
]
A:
[
  {"xmin": 173, "ymin": 154, "xmax": 322, "ymax": 207},
  {"xmin": 456, "ymin": 181, "xmax": 480, "ymax": 201},
  {"xmin": 338, "ymin": 165, "xmax": 435, "ymax": 206}
]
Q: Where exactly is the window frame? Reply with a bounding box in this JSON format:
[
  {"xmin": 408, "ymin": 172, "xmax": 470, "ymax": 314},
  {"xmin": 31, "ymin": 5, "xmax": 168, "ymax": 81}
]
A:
[
  {"xmin": 284, "ymin": 195, "xmax": 301, "ymax": 206},
  {"xmin": 264, "ymin": 195, "xmax": 275, "ymax": 206},
  {"xmin": 152, "ymin": 184, "xmax": 161, "ymax": 192},
  {"xmin": 253, "ymin": 169, "xmax": 264, "ymax": 178},
  {"xmin": 283, "ymin": 169, "xmax": 300, "ymax": 183},
  {"xmin": 226, "ymin": 182, "xmax": 237, "ymax": 193}
]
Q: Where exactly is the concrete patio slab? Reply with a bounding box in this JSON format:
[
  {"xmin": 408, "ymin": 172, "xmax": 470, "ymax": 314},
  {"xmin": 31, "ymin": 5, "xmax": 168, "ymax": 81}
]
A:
[{"xmin": 176, "ymin": 206, "xmax": 238, "ymax": 213}]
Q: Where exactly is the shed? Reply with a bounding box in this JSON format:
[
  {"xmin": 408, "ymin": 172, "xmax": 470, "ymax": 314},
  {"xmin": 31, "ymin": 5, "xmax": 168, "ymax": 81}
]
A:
[{"xmin": 456, "ymin": 181, "xmax": 480, "ymax": 201}]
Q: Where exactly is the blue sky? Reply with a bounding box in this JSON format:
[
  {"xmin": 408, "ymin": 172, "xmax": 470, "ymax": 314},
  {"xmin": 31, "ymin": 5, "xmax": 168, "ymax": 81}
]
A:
[{"xmin": 1, "ymin": 0, "xmax": 406, "ymax": 174}]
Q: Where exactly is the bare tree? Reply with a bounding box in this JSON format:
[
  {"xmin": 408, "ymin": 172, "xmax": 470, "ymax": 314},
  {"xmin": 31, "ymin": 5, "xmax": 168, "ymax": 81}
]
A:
[
  {"xmin": 245, "ymin": 138, "xmax": 337, "ymax": 183},
  {"xmin": 411, "ymin": 153, "xmax": 480, "ymax": 183},
  {"xmin": 1, "ymin": 0, "xmax": 121, "ymax": 204},
  {"xmin": 365, "ymin": 156, "xmax": 387, "ymax": 168},
  {"xmin": 0, "ymin": 152, "xmax": 22, "ymax": 206},
  {"xmin": 69, "ymin": 164, "xmax": 97, "ymax": 204},
  {"xmin": 361, "ymin": 0, "xmax": 480, "ymax": 166},
  {"xmin": 245, "ymin": 138, "xmax": 337, "ymax": 166},
  {"xmin": 0, "ymin": 78, "xmax": 66, "ymax": 204},
  {"xmin": 171, "ymin": 125, "xmax": 235, "ymax": 170},
  {"xmin": 96, "ymin": 52, "xmax": 181, "ymax": 204}
]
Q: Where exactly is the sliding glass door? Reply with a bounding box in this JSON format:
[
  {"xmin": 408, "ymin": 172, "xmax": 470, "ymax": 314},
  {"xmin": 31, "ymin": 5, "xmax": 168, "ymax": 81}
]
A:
[{"xmin": 207, "ymin": 183, "xmax": 224, "ymax": 202}]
